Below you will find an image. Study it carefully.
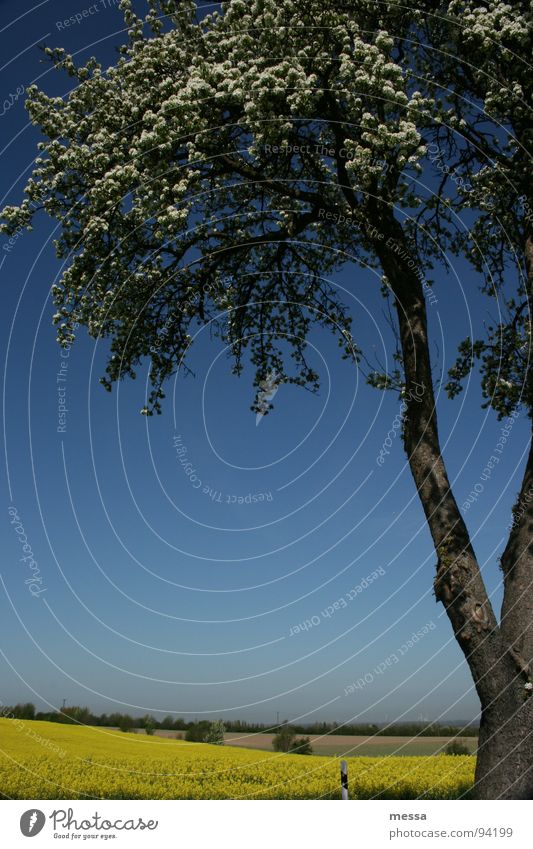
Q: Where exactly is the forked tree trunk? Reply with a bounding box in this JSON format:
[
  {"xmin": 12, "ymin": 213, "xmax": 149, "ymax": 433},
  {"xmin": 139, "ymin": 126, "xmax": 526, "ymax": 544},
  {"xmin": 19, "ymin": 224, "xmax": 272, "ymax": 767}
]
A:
[
  {"xmin": 373, "ymin": 212, "xmax": 533, "ymax": 799},
  {"xmin": 481, "ymin": 233, "xmax": 533, "ymax": 799}
]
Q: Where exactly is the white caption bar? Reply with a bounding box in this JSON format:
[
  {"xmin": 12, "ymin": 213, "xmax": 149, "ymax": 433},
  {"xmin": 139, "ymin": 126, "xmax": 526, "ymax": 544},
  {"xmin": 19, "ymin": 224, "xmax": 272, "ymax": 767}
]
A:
[{"xmin": 1, "ymin": 799, "xmax": 530, "ymax": 848}]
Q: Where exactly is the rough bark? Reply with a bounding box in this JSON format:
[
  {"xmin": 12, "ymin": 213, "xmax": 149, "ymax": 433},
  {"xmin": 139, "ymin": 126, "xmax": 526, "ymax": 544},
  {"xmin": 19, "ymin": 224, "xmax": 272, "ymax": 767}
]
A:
[
  {"xmin": 374, "ymin": 212, "xmax": 533, "ymax": 798},
  {"xmin": 475, "ymin": 674, "xmax": 533, "ymax": 799},
  {"xmin": 478, "ymin": 232, "xmax": 533, "ymax": 799},
  {"xmin": 500, "ymin": 435, "xmax": 533, "ymax": 673}
]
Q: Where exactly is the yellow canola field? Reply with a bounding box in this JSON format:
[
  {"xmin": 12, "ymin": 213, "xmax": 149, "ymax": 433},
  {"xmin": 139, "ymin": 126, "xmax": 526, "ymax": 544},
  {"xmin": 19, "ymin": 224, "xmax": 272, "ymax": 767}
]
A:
[{"xmin": 0, "ymin": 719, "xmax": 475, "ymax": 800}]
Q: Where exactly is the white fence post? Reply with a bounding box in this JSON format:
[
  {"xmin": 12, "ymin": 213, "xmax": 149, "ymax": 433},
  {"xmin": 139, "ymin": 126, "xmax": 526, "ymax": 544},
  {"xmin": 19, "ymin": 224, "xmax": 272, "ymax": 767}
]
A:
[{"xmin": 340, "ymin": 759, "xmax": 349, "ymax": 800}]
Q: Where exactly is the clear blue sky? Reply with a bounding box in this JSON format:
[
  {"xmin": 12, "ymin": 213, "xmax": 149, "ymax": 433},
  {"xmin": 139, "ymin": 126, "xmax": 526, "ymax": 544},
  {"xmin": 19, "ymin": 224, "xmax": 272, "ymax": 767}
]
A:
[{"xmin": 1, "ymin": 0, "xmax": 529, "ymax": 726}]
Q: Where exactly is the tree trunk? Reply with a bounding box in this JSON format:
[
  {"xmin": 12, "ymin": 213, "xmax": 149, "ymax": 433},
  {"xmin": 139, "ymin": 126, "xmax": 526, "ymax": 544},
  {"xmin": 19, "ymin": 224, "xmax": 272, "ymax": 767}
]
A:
[
  {"xmin": 373, "ymin": 211, "xmax": 533, "ymax": 798},
  {"xmin": 499, "ymin": 233, "xmax": 533, "ymax": 672},
  {"xmin": 477, "ymin": 231, "xmax": 533, "ymax": 799},
  {"xmin": 475, "ymin": 671, "xmax": 533, "ymax": 799},
  {"xmin": 500, "ymin": 434, "xmax": 533, "ymax": 673}
]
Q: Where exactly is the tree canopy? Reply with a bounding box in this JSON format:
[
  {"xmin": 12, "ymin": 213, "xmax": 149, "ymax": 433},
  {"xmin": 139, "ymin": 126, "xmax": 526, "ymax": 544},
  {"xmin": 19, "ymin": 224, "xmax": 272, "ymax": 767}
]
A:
[{"xmin": 2, "ymin": 0, "xmax": 530, "ymax": 415}]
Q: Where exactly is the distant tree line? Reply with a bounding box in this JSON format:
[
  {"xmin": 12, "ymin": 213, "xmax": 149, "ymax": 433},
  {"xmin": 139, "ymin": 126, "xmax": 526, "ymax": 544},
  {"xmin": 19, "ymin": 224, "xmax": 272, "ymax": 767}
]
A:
[
  {"xmin": 32, "ymin": 706, "xmax": 190, "ymax": 731},
  {"xmin": 0, "ymin": 702, "xmax": 36, "ymax": 720},
  {"xmin": 298, "ymin": 721, "xmax": 478, "ymax": 738},
  {"xmin": 0, "ymin": 705, "xmax": 477, "ymax": 737}
]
